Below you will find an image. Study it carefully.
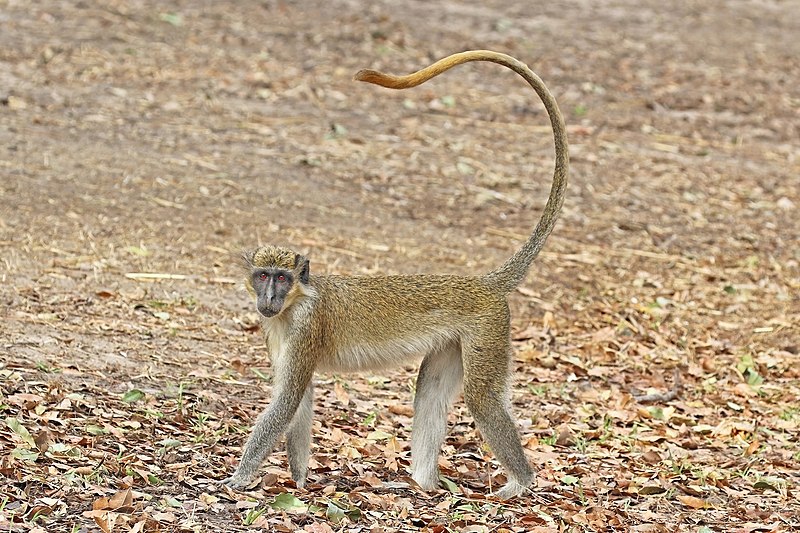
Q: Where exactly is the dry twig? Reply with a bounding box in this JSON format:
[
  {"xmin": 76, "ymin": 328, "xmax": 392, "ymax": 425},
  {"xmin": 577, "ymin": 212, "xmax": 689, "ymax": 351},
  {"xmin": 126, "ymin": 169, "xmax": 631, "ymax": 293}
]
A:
[{"xmin": 634, "ymin": 367, "xmax": 682, "ymax": 403}]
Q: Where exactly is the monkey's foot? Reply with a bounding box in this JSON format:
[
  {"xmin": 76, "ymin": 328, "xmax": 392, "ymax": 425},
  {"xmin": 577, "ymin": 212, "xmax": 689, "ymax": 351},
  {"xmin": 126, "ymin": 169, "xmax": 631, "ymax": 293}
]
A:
[
  {"xmin": 411, "ymin": 470, "xmax": 440, "ymax": 491},
  {"xmin": 494, "ymin": 479, "xmax": 530, "ymax": 500},
  {"xmin": 221, "ymin": 472, "xmax": 259, "ymax": 491}
]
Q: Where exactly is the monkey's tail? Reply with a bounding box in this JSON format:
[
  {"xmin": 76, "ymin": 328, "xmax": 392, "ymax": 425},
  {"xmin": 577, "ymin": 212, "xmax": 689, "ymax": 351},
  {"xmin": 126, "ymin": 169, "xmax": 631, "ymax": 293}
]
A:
[{"xmin": 355, "ymin": 50, "xmax": 569, "ymax": 294}]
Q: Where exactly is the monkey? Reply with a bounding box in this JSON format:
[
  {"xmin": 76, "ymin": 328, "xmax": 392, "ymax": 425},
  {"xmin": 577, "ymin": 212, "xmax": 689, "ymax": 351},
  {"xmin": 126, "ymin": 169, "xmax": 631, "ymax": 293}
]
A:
[{"xmin": 222, "ymin": 50, "xmax": 568, "ymax": 500}]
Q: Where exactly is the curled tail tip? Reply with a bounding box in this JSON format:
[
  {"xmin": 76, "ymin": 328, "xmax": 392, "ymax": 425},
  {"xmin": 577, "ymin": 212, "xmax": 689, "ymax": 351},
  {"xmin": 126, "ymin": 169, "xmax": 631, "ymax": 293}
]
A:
[
  {"xmin": 353, "ymin": 68, "xmax": 375, "ymax": 82},
  {"xmin": 354, "ymin": 68, "xmax": 398, "ymax": 88}
]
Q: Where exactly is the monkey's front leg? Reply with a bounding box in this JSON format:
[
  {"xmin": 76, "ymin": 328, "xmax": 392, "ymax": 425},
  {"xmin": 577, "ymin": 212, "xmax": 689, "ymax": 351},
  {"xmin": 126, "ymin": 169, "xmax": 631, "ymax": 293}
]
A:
[
  {"xmin": 223, "ymin": 396, "xmax": 298, "ymax": 489},
  {"xmin": 223, "ymin": 360, "xmax": 313, "ymax": 490}
]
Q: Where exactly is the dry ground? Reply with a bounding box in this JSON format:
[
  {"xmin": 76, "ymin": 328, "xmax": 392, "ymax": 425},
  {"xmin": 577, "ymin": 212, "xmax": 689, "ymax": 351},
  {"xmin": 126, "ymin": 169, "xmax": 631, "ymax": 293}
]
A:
[{"xmin": 1, "ymin": 0, "xmax": 799, "ymax": 531}]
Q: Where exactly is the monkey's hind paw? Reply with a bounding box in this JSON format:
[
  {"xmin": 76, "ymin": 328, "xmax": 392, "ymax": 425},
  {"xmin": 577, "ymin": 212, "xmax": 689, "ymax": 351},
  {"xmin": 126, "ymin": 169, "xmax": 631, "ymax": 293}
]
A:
[
  {"xmin": 221, "ymin": 473, "xmax": 259, "ymax": 491},
  {"xmin": 494, "ymin": 479, "xmax": 530, "ymax": 500},
  {"xmin": 410, "ymin": 470, "xmax": 441, "ymax": 491}
]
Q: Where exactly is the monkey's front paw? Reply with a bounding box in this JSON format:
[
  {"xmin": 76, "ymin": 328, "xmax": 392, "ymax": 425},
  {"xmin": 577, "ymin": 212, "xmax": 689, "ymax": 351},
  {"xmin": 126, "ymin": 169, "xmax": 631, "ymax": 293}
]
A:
[{"xmin": 221, "ymin": 472, "xmax": 258, "ymax": 491}]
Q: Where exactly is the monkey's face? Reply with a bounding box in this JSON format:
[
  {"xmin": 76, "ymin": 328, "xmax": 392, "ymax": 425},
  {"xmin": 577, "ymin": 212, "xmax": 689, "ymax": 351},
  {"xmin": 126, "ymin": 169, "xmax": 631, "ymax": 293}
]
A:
[
  {"xmin": 251, "ymin": 268, "xmax": 294, "ymax": 318},
  {"xmin": 242, "ymin": 246, "xmax": 311, "ymax": 318}
]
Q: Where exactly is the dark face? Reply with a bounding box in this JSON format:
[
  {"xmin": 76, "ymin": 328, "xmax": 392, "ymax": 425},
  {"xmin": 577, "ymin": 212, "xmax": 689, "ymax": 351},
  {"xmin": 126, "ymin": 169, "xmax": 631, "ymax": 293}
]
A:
[{"xmin": 252, "ymin": 268, "xmax": 294, "ymax": 318}]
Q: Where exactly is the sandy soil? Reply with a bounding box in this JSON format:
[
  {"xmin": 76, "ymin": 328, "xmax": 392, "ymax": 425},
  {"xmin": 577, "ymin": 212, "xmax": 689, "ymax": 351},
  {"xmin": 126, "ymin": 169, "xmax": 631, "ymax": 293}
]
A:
[{"xmin": 1, "ymin": 1, "xmax": 798, "ymax": 531}]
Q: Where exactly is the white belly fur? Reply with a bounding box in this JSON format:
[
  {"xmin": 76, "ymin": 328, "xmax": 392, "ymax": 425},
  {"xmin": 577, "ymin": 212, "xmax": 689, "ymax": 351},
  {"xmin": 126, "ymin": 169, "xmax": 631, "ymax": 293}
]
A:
[{"xmin": 319, "ymin": 332, "xmax": 457, "ymax": 373}]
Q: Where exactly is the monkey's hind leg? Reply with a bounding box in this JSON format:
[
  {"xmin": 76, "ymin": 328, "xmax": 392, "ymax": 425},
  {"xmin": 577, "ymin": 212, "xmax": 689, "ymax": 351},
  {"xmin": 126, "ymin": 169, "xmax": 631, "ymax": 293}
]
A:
[
  {"xmin": 286, "ymin": 383, "xmax": 314, "ymax": 488},
  {"xmin": 410, "ymin": 343, "xmax": 464, "ymax": 490},
  {"xmin": 462, "ymin": 342, "xmax": 533, "ymax": 500}
]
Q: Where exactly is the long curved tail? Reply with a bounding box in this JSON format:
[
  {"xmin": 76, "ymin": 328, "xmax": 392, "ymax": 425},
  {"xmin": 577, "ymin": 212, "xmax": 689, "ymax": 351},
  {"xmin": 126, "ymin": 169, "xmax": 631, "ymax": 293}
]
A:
[{"xmin": 355, "ymin": 50, "xmax": 569, "ymax": 294}]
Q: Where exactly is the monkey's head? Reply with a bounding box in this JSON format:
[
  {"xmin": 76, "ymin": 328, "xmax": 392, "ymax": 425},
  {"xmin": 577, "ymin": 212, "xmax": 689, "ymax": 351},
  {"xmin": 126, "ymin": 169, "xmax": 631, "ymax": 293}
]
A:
[{"xmin": 242, "ymin": 246, "xmax": 311, "ymax": 318}]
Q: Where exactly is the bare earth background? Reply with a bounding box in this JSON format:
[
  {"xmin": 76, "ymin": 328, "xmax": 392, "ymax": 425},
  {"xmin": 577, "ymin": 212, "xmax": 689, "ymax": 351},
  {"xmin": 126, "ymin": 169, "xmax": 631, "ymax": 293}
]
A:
[{"xmin": 1, "ymin": 1, "xmax": 798, "ymax": 531}]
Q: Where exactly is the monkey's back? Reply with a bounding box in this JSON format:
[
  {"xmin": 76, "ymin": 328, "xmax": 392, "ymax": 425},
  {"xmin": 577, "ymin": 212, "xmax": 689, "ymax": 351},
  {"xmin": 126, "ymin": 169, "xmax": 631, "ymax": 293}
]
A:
[{"xmin": 307, "ymin": 274, "xmax": 510, "ymax": 372}]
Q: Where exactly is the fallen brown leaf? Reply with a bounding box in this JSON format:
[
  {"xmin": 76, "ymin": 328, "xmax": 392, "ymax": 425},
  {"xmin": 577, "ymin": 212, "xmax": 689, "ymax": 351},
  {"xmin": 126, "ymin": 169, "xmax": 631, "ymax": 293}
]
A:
[
  {"xmin": 744, "ymin": 439, "xmax": 760, "ymax": 456},
  {"xmin": 388, "ymin": 404, "xmax": 414, "ymax": 417},
  {"xmin": 676, "ymin": 494, "xmax": 710, "ymax": 509},
  {"xmin": 108, "ymin": 488, "xmax": 133, "ymax": 510}
]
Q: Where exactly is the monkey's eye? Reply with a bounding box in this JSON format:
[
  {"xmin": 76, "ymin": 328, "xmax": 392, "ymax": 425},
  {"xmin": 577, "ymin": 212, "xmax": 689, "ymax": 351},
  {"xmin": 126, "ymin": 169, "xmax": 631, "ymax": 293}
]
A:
[
  {"xmin": 258, "ymin": 272, "xmax": 268, "ymax": 281},
  {"xmin": 277, "ymin": 274, "xmax": 286, "ymax": 282}
]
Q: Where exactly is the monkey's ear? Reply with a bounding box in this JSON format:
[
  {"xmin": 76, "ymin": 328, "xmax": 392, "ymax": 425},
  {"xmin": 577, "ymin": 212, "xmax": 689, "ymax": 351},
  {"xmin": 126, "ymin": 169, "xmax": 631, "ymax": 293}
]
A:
[
  {"xmin": 294, "ymin": 254, "xmax": 310, "ymax": 284},
  {"xmin": 240, "ymin": 249, "xmax": 256, "ymax": 271}
]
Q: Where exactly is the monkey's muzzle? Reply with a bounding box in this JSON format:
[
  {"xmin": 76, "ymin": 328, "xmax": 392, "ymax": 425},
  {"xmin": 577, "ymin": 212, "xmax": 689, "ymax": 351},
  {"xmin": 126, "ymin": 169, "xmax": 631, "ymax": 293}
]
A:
[{"xmin": 257, "ymin": 302, "xmax": 282, "ymax": 318}]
